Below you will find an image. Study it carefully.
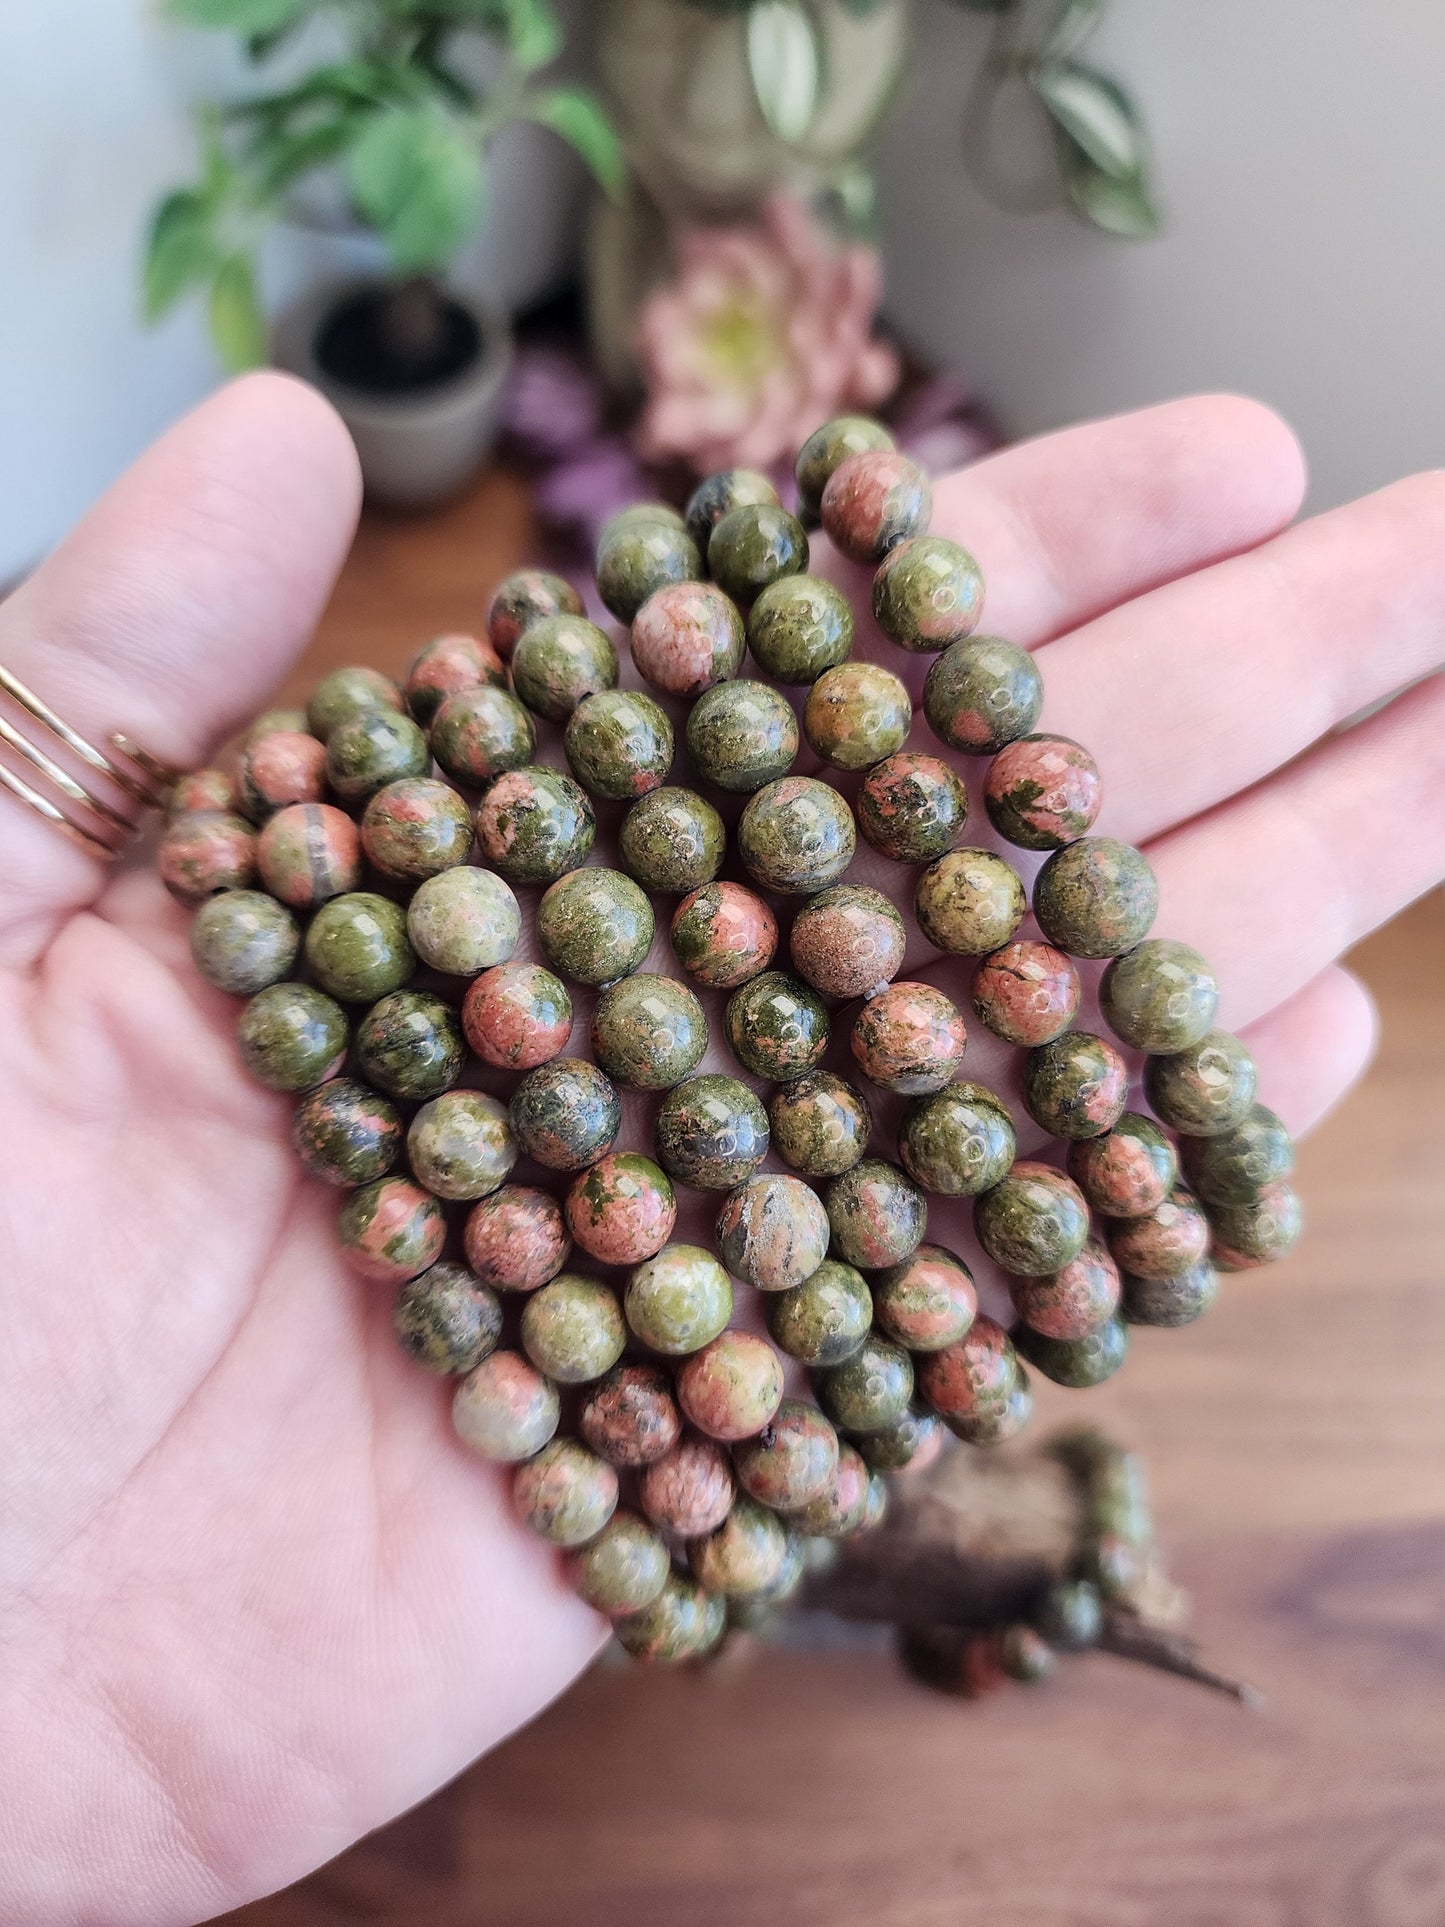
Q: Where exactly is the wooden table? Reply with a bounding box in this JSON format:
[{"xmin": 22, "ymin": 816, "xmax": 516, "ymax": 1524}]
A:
[{"xmin": 233, "ymin": 473, "xmax": 1445, "ymax": 1927}]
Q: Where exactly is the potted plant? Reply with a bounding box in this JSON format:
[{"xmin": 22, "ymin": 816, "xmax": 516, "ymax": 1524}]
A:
[{"xmin": 144, "ymin": 0, "xmax": 622, "ymax": 505}]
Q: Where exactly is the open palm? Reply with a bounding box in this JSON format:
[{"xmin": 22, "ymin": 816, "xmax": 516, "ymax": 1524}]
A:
[{"xmin": 1, "ymin": 376, "xmax": 1441, "ymax": 1927}]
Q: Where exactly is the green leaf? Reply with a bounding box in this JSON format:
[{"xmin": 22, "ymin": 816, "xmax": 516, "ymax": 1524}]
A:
[
  {"xmin": 348, "ymin": 103, "xmax": 485, "ymax": 274},
  {"xmin": 1056, "ymin": 138, "xmax": 1160, "ymax": 237},
  {"xmin": 522, "ymin": 87, "xmax": 624, "ymax": 197},
  {"xmin": 170, "ymin": 0, "xmax": 303, "ymax": 34},
  {"xmin": 208, "ymin": 254, "xmax": 269, "ymax": 370},
  {"xmin": 142, "ymin": 190, "xmax": 219, "ymax": 321},
  {"xmin": 257, "ymin": 114, "xmax": 363, "ymax": 197},
  {"xmin": 1033, "ymin": 59, "xmax": 1147, "ymax": 180},
  {"xmin": 1044, "ymin": 0, "xmax": 1104, "ymax": 58},
  {"xmin": 747, "ymin": 0, "xmax": 823, "ymax": 145},
  {"xmin": 507, "ymin": 0, "xmax": 563, "ymax": 72}
]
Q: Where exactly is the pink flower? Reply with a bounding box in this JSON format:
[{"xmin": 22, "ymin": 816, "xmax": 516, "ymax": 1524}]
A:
[{"xmin": 635, "ymin": 196, "xmax": 901, "ymax": 477}]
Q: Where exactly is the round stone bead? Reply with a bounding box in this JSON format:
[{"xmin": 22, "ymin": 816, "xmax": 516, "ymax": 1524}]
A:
[
  {"xmin": 1180, "ymin": 1104, "xmax": 1294, "ymax": 1206},
  {"xmin": 815, "ymin": 1334, "xmax": 915, "ymax": 1434},
  {"xmin": 520, "ymin": 1273, "xmax": 627, "ymax": 1384},
  {"xmin": 640, "ymin": 1434, "xmax": 735, "ymax": 1539},
  {"xmin": 689, "ymin": 1494, "xmax": 789, "ymax": 1597},
  {"xmin": 1107, "ymin": 1187, "xmax": 1211, "ymax": 1280},
  {"xmin": 685, "ymin": 680, "xmax": 799, "ymax": 793},
  {"xmin": 852, "ymin": 1408, "xmax": 946, "ymax": 1474},
  {"xmin": 407, "ymin": 1089, "xmax": 516, "ymax": 1200},
  {"xmin": 454, "ymin": 1352, "xmax": 560, "ymax": 1465},
  {"xmin": 292, "ymin": 1078, "xmax": 403, "ymax": 1187},
  {"xmin": 948, "ymin": 1369, "xmax": 1035, "ymax": 1450},
  {"xmin": 462, "ymin": 962, "xmax": 572, "ymax": 1069},
  {"xmin": 850, "ymin": 982, "xmax": 968, "ymax": 1096},
  {"xmin": 795, "ymin": 415, "xmax": 895, "ymax": 522},
  {"xmin": 738, "ymin": 776, "xmax": 855, "ymax": 895},
  {"xmin": 244, "ymin": 708, "xmax": 311, "ymax": 748},
  {"xmin": 769, "ymin": 1070, "xmax": 872, "ymax": 1178},
  {"xmin": 708, "ymin": 503, "xmax": 809, "ymax": 603},
  {"xmin": 1008, "ymin": 1238, "xmax": 1121, "ymax": 1341},
  {"xmin": 1100, "ymin": 939, "xmax": 1219, "ymax": 1055},
  {"xmin": 306, "ymin": 665, "xmax": 404, "ymax": 741},
  {"xmin": 1022, "ymin": 1031, "xmax": 1130, "ymax": 1140},
  {"xmin": 726, "ymin": 971, "xmax": 829, "ymax": 1082},
  {"xmin": 613, "ymin": 1576, "xmax": 726, "ymax": 1662},
  {"xmin": 407, "ymin": 866, "xmax": 521, "ymax": 977},
  {"xmin": 564, "ymin": 689, "xmax": 675, "ymax": 801},
  {"xmin": 825, "ymin": 1158, "xmax": 927, "ymax": 1268},
  {"xmin": 237, "ymin": 983, "xmax": 347, "ymax": 1092},
  {"xmin": 1015, "ymin": 1315, "xmax": 1129, "ymax": 1390},
  {"xmin": 157, "ymin": 811, "xmax": 256, "ymax": 904},
  {"xmin": 732, "ymin": 1400, "xmax": 839, "ymax": 1510},
  {"xmin": 675, "ymin": 1331, "xmax": 785, "ymax": 1441},
  {"xmin": 191, "ymin": 890, "xmax": 299, "ymax": 995},
  {"xmin": 596, "ymin": 517, "xmax": 702, "ymax": 625},
  {"xmin": 631, "ymin": 582, "xmax": 746, "ymax": 698},
  {"xmin": 747, "ymin": 574, "xmax": 854, "ymax": 683},
  {"xmin": 430, "ymin": 685, "xmax": 536, "ymax": 788},
  {"xmin": 1034, "ymin": 837, "xmax": 1159, "ymax": 960},
  {"xmin": 536, "ymin": 867, "xmax": 655, "ymax": 987},
  {"xmin": 393, "ymin": 1261, "xmax": 504, "ymax": 1376},
  {"xmin": 360, "ymin": 778, "xmax": 473, "ymax": 881},
  {"xmin": 1067, "ymin": 1112, "xmax": 1178, "ymax": 1218},
  {"xmin": 897, "ymin": 1082, "xmax": 1016, "ymax": 1197},
  {"xmin": 356, "ymin": 991, "xmax": 465, "ymax": 1102},
  {"xmin": 915, "ymin": 1315, "xmax": 1019, "ymax": 1426},
  {"xmin": 803, "ymin": 661, "xmax": 911, "ymax": 772},
  {"xmin": 923, "ymin": 637, "xmax": 1042, "ymax": 755},
  {"xmin": 972, "ymin": 940, "xmax": 1081, "ymax": 1048},
  {"xmin": 789, "ymin": 885, "xmax": 905, "ymax": 1001},
  {"xmin": 325, "ymin": 710, "xmax": 428, "ymax": 805},
  {"xmin": 404, "ymin": 632, "xmax": 506, "ymax": 727},
  {"xmin": 873, "ymin": 1245, "xmax": 978, "ymax": 1352},
  {"xmin": 591, "ymin": 973, "xmax": 708, "ymax": 1090},
  {"xmin": 511, "ymin": 614, "xmax": 619, "ymax": 724},
  {"xmin": 984, "ymin": 734, "xmax": 1103, "ymax": 851},
  {"xmin": 916, "ymin": 848, "xmax": 1026, "ymax": 956},
  {"xmin": 338, "ymin": 1177, "xmax": 446, "ymax": 1284},
  {"xmin": 625, "ymin": 1244, "xmax": 734, "ymax": 1355},
  {"xmin": 872, "ymin": 535, "xmax": 984, "ymax": 651},
  {"xmin": 570, "ymin": 1513, "xmax": 672, "ymax": 1616},
  {"xmin": 580, "ymin": 1362, "xmax": 682, "ymax": 1467},
  {"xmin": 620, "ymin": 785, "xmax": 726, "ymax": 894},
  {"xmin": 305, "ymin": 892, "xmax": 414, "ymax": 1003},
  {"xmin": 821, "ymin": 448, "xmax": 931, "ymax": 563},
  {"xmin": 974, "ymin": 1161, "xmax": 1090, "ymax": 1276},
  {"xmin": 716, "ymin": 1174, "xmax": 831, "ymax": 1292},
  {"xmin": 237, "ymin": 729, "xmax": 327, "ymax": 822},
  {"xmin": 566, "ymin": 1153, "xmax": 677, "ymax": 1266},
  {"xmin": 513, "ymin": 1439, "xmax": 619, "ymax": 1548},
  {"xmin": 463, "ymin": 1184, "xmax": 571, "ymax": 1292},
  {"xmin": 256, "ymin": 803, "xmax": 362, "ymax": 909},
  {"xmin": 485, "ymin": 568, "xmax": 585, "ymax": 660},
  {"xmin": 654, "ymin": 1074, "xmax": 770, "ymax": 1190},
  {"xmin": 684, "ymin": 466, "xmax": 779, "ymax": 550},
  {"xmin": 671, "ymin": 882, "xmax": 777, "ymax": 989},
  {"xmin": 169, "ymin": 766, "xmax": 238, "ymax": 817},
  {"xmin": 857, "ymin": 752, "xmax": 969, "ymax": 864},
  {"xmin": 1122, "ymin": 1259, "xmax": 1219, "ymax": 1328},
  {"xmin": 1207, "ymin": 1179, "xmax": 1303, "ymax": 1270},
  {"xmin": 473, "ymin": 766, "xmax": 595, "ymax": 885},
  {"xmin": 765, "ymin": 1259, "xmax": 873, "ymax": 1368},
  {"xmin": 600, "ymin": 498, "xmax": 689, "ymax": 536},
  {"xmin": 1144, "ymin": 1030, "xmax": 1257, "ymax": 1136},
  {"xmin": 787, "ymin": 1442, "xmax": 872, "ymax": 1537},
  {"xmin": 510, "ymin": 1057, "xmax": 621, "ymax": 1170}
]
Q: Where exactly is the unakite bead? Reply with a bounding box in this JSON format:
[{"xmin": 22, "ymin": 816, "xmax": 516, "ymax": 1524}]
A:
[
  {"xmin": 591, "ymin": 973, "xmax": 708, "ymax": 1091},
  {"xmin": 1207, "ymin": 1179, "xmax": 1303, "ymax": 1270},
  {"xmin": 916, "ymin": 848, "xmax": 1026, "ymax": 956},
  {"xmin": 1015, "ymin": 1315, "xmax": 1129, "ymax": 1389},
  {"xmin": 795, "ymin": 416, "xmax": 895, "ymax": 521},
  {"xmin": 915, "ymin": 1315, "xmax": 1019, "ymax": 1424},
  {"xmin": 244, "ymin": 708, "xmax": 311, "ymax": 748},
  {"xmin": 613, "ymin": 1575, "xmax": 726, "ymax": 1661},
  {"xmin": 462, "ymin": 961, "xmax": 571, "ymax": 1069},
  {"xmin": 305, "ymin": 891, "xmax": 414, "ymax": 1002},
  {"xmin": 191, "ymin": 889, "xmax": 299, "ymax": 995},
  {"xmin": 620, "ymin": 785, "xmax": 726, "ymax": 894},
  {"xmin": 566, "ymin": 1153, "xmax": 677, "ymax": 1266},
  {"xmin": 571, "ymin": 1512, "xmax": 672, "ymax": 1616},
  {"xmin": 803, "ymin": 661, "xmax": 911, "ymax": 772},
  {"xmin": 407, "ymin": 866, "xmax": 522, "ymax": 976},
  {"xmin": 972, "ymin": 939, "xmax": 1081, "ymax": 1048},
  {"xmin": 473, "ymin": 765, "xmax": 594, "ymax": 886},
  {"xmin": 737, "ymin": 776, "xmax": 855, "ymax": 895},
  {"xmin": 1122, "ymin": 1259, "xmax": 1219, "ymax": 1327},
  {"xmin": 708, "ymin": 503, "xmax": 809, "ymax": 602},
  {"xmin": 454, "ymin": 1351, "xmax": 560, "ymax": 1464},
  {"xmin": 511, "ymin": 614, "xmax": 619, "ymax": 723},
  {"xmin": 580, "ymin": 1362, "xmax": 682, "ymax": 1467},
  {"xmin": 564, "ymin": 689, "xmax": 675, "ymax": 801},
  {"xmin": 815, "ymin": 1333, "xmax": 915, "ymax": 1433},
  {"xmin": 690, "ymin": 1493, "xmax": 788, "ymax": 1596},
  {"xmin": 853, "ymin": 1407, "xmax": 945, "ymax": 1473},
  {"xmin": 361, "ymin": 777, "xmax": 473, "ymax": 880},
  {"xmin": 510, "ymin": 1057, "xmax": 621, "ymax": 1170},
  {"xmin": 237, "ymin": 729, "xmax": 327, "ymax": 822},
  {"xmin": 430, "ymin": 685, "xmax": 536, "ymax": 788},
  {"xmin": 974, "ymin": 1162, "xmax": 1090, "ymax": 1276},
  {"xmin": 512, "ymin": 1438, "xmax": 619, "ymax": 1548},
  {"xmin": 850, "ymin": 982, "xmax": 968, "ymax": 1096},
  {"xmin": 521, "ymin": 1272, "xmax": 627, "ymax": 1384},
  {"xmin": 676, "ymin": 1330, "xmax": 785, "ymax": 1441},
  {"xmin": 157, "ymin": 811, "xmax": 257, "ymax": 903},
  {"xmin": 237, "ymin": 983, "xmax": 347, "ymax": 1091},
  {"xmin": 769, "ymin": 1070, "xmax": 872, "ymax": 1178},
  {"xmin": 1034, "ymin": 837, "xmax": 1159, "ymax": 960},
  {"xmin": 787, "ymin": 1441, "xmax": 872, "ymax": 1536},
  {"xmin": 684, "ymin": 466, "xmax": 779, "ymax": 550},
  {"xmin": 1107, "ymin": 1187, "xmax": 1210, "ymax": 1280},
  {"xmin": 984, "ymin": 734, "xmax": 1103, "ymax": 851},
  {"xmin": 625, "ymin": 1243, "xmax": 734, "ymax": 1355},
  {"xmin": 640, "ymin": 1434, "xmax": 735, "ymax": 1539},
  {"xmin": 1022, "ymin": 1031, "xmax": 1130, "ymax": 1140},
  {"xmin": 732, "ymin": 1399, "xmax": 839, "ymax": 1510},
  {"xmin": 337, "ymin": 1176, "xmax": 446, "ymax": 1284},
  {"xmin": 404, "ymin": 631, "xmax": 506, "ymax": 727},
  {"xmin": 716, "ymin": 1174, "xmax": 831, "ymax": 1292},
  {"xmin": 873, "ymin": 1244, "xmax": 978, "ymax": 1351},
  {"xmin": 536, "ymin": 867, "xmax": 655, "ymax": 987},
  {"xmin": 747, "ymin": 574, "xmax": 854, "ymax": 683},
  {"xmin": 872, "ymin": 535, "xmax": 985, "ymax": 652},
  {"xmin": 485, "ymin": 568, "xmax": 585, "ymax": 659},
  {"xmin": 631, "ymin": 582, "xmax": 746, "ymax": 698},
  {"xmin": 1100, "ymin": 939, "xmax": 1219, "ymax": 1054},
  {"xmin": 789, "ymin": 885, "xmax": 906, "ymax": 1001},
  {"xmin": 356, "ymin": 991, "xmax": 465, "ymax": 1101},
  {"xmin": 857, "ymin": 752, "xmax": 969, "ymax": 864},
  {"xmin": 1181, "ymin": 1104, "xmax": 1294, "ymax": 1206},
  {"xmin": 726, "ymin": 971, "xmax": 829, "ymax": 1082},
  {"xmin": 170, "ymin": 766, "xmax": 238, "ymax": 816},
  {"xmin": 292, "ymin": 1077, "xmax": 403, "ymax": 1187},
  {"xmin": 1067, "ymin": 1113, "xmax": 1177, "ymax": 1218},
  {"xmin": 897, "ymin": 1082, "xmax": 1016, "ymax": 1197},
  {"xmin": 820, "ymin": 448, "xmax": 931, "ymax": 563},
  {"xmin": 947, "ymin": 1367, "xmax": 1035, "ymax": 1447},
  {"xmin": 600, "ymin": 503, "xmax": 689, "ymax": 540},
  {"xmin": 1008, "ymin": 1238, "xmax": 1120, "ymax": 1342},
  {"xmin": 306, "ymin": 665, "xmax": 404, "ymax": 740},
  {"xmin": 1144, "ymin": 1030, "xmax": 1257, "ymax": 1136},
  {"xmin": 825, "ymin": 1158, "xmax": 927, "ymax": 1268},
  {"xmin": 406, "ymin": 1089, "xmax": 515, "ymax": 1200},
  {"xmin": 596, "ymin": 517, "xmax": 702, "ymax": 624},
  {"xmin": 256, "ymin": 803, "xmax": 362, "ymax": 909},
  {"xmin": 393, "ymin": 1261, "xmax": 504, "ymax": 1375},
  {"xmin": 670, "ymin": 881, "xmax": 777, "ymax": 989},
  {"xmin": 463, "ymin": 1184, "xmax": 571, "ymax": 1292},
  {"xmin": 765, "ymin": 1259, "xmax": 873, "ymax": 1367},
  {"xmin": 325, "ymin": 710, "xmax": 429, "ymax": 805},
  {"xmin": 922, "ymin": 636, "xmax": 1043, "ymax": 756},
  {"xmin": 685, "ymin": 680, "xmax": 799, "ymax": 793},
  {"xmin": 654, "ymin": 1074, "xmax": 770, "ymax": 1190}
]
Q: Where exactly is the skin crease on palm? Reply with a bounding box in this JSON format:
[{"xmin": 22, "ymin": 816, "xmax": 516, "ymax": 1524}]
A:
[{"xmin": 1, "ymin": 373, "xmax": 1443, "ymax": 1927}]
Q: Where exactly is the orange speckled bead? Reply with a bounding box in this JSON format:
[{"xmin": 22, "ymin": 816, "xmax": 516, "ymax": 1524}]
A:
[
  {"xmin": 1066, "ymin": 1113, "xmax": 1178, "ymax": 1219},
  {"xmin": 157, "ymin": 811, "xmax": 256, "ymax": 904},
  {"xmin": 1008, "ymin": 1238, "xmax": 1121, "ymax": 1341},
  {"xmin": 972, "ymin": 940, "xmax": 1081, "ymax": 1048},
  {"xmin": 916, "ymin": 1314, "xmax": 1019, "ymax": 1423},
  {"xmin": 462, "ymin": 1184, "xmax": 571, "ymax": 1292},
  {"xmin": 405, "ymin": 632, "xmax": 506, "ymax": 726},
  {"xmin": 1107, "ymin": 1187, "xmax": 1211, "ymax": 1281},
  {"xmin": 336, "ymin": 1176, "xmax": 445, "ymax": 1285},
  {"xmin": 784, "ymin": 1441, "xmax": 872, "ymax": 1537},
  {"xmin": 565, "ymin": 1153, "xmax": 677, "ymax": 1266},
  {"xmin": 732, "ymin": 1399, "xmax": 840, "ymax": 1511},
  {"xmin": 676, "ymin": 1331, "xmax": 786, "ymax": 1443},
  {"xmin": 851, "ymin": 982, "xmax": 968, "ymax": 1096},
  {"xmin": 789, "ymin": 884, "xmax": 907, "ymax": 1001},
  {"xmin": 238, "ymin": 729, "xmax": 327, "ymax": 823},
  {"xmin": 872, "ymin": 1244, "xmax": 978, "ymax": 1352},
  {"xmin": 580, "ymin": 1362, "xmax": 683, "ymax": 1467},
  {"xmin": 485, "ymin": 568, "xmax": 585, "ymax": 660},
  {"xmin": 820, "ymin": 448, "xmax": 932, "ymax": 563},
  {"xmin": 257, "ymin": 802, "xmax": 362, "ymax": 909},
  {"xmin": 671, "ymin": 880, "xmax": 778, "ymax": 989},
  {"xmin": 640, "ymin": 1433, "xmax": 735, "ymax": 1538},
  {"xmin": 984, "ymin": 734, "xmax": 1102, "ymax": 851},
  {"xmin": 631, "ymin": 581, "xmax": 746, "ymax": 697},
  {"xmin": 462, "ymin": 963, "xmax": 573, "ymax": 1070}
]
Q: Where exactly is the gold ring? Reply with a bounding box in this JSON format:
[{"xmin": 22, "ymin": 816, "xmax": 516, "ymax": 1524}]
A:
[{"xmin": 0, "ymin": 664, "xmax": 182, "ymax": 860}]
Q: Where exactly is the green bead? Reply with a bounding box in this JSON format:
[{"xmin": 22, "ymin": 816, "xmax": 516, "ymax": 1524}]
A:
[
  {"xmin": 769, "ymin": 1071, "xmax": 872, "ymax": 1178},
  {"xmin": 510, "ymin": 1056, "xmax": 621, "ymax": 1170},
  {"xmin": 339, "ymin": 1176, "xmax": 446, "ymax": 1285},
  {"xmin": 1144, "ymin": 1030, "xmax": 1257, "ymax": 1136},
  {"xmin": 536, "ymin": 866, "xmax": 655, "ymax": 986},
  {"xmin": 591, "ymin": 972, "xmax": 708, "ymax": 1090},
  {"xmin": 521, "ymin": 1272, "xmax": 627, "ymax": 1384},
  {"xmin": 974, "ymin": 1161, "xmax": 1090, "ymax": 1276},
  {"xmin": 598, "ymin": 502, "xmax": 687, "ymax": 540},
  {"xmin": 853, "ymin": 1407, "xmax": 944, "ymax": 1471},
  {"xmin": 708, "ymin": 503, "xmax": 809, "ymax": 602},
  {"xmin": 305, "ymin": 891, "xmax": 415, "ymax": 1003},
  {"xmin": 1100, "ymin": 939, "xmax": 1219, "ymax": 1053},
  {"xmin": 1122, "ymin": 1259, "xmax": 1219, "ymax": 1327},
  {"xmin": 237, "ymin": 983, "xmax": 347, "ymax": 1092},
  {"xmin": 430, "ymin": 684, "xmax": 536, "ymax": 788},
  {"xmin": 923, "ymin": 636, "xmax": 1042, "ymax": 755},
  {"xmin": 685, "ymin": 680, "xmax": 799, "ymax": 793},
  {"xmin": 857, "ymin": 751, "xmax": 969, "ymax": 864},
  {"xmin": 571, "ymin": 1511, "xmax": 672, "ymax": 1616},
  {"xmin": 393, "ymin": 1261, "xmax": 504, "ymax": 1375},
  {"xmin": 737, "ymin": 776, "xmax": 855, "ymax": 895},
  {"xmin": 325, "ymin": 710, "xmax": 428, "ymax": 804},
  {"xmin": 1016, "ymin": 1315, "xmax": 1129, "ymax": 1388},
  {"xmin": 1034, "ymin": 838, "xmax": 1159, "ymax": 960},
  {"xmin": 815, "ymin": 1333, "xmax": 915, "ymax": 1433},
  {"xmin": 625, "ymin": 1243, "xmax": 734, "ymax": 1354},
  {"xmin": 684, "ymin": 466, "xmax": 780, "ymax": 550},
  {"xmin": 915, "ymin": 848, "xmax": 1026, "ymax": 955},
  {"xmin": 564, "ymin": 688, "xmax": 675, "ymax": 801},
  {"xmin": 725, "ymin": 970, "xmax": 829, "ymax": 1081},
  {"xmin": 306, "ymin": 665, "xmax": 403, "ymax": 740},
  {"xmin": 1207, "ymin": 1180, "xmax": 1303, "ymax": 1269},
  {"xmin": 596, "ymin": 518, "xmax": 702, "ymax": 624},
  {"xmin": 407, "ymin": 865, "xmax": 522, "ymax": 976},
  {"xmin": 897, "ymin": 1082, "xmax": 1016, "ymax": 1197},
  {"xmin": 689, "ymin": 1492, "xmax": 789, "ymax": 1597},
  {"xmin": 1180, "ymin": 1104, "xmax": 1294, "ymax": 1205},
  {"xmin": 510, "ymin": 614, "xmax": 619, "ymax": 723},
  {"xmin": 612, "ymin": 1575, "xmax": 727, "ymax": 1661},
  {"xmin": 872, "ymin": 534, "xmax": 985, "ymax": 652},
  {"xmin": 746, "ymin": 574, "xmax": 854, "ymax": 686},
  {"xmin": 406, "ymin": 1089, "xmax": 515, "ymax": 1200},
  {"xmin": 473, "ymin": 765, "xmax": 595, "ymax": 886},
  {"xmin": 765, "ymin": 1259, "xmax": 873, "ymax": 1368},
  {"xmin": 825, "ymin": 1158, "xmax": 927, "ymax": 1269},
  {"xmin": 190, "ymin": 889, "xmax": 299, "ymax": 995},
  {"xmin": 1021, "ymin": 1031, "xmax": 1130, "ymax": 1140},
  {"xmin": 670, "ymin": 881, "xmax": 778, "ymax": 988},
  {"xmin": 356, "ymin": 990, "xmax": 465, "ymax": 1101},
  {"xmin": 803, "ymin": 661, "xmax": 911, "ymax": 771},
  {"xmin": 486, "ymin": 568, "xmax": 585, "ymax": 658},
  {"xmin": 360, "ymin": 777, "xmax": 474, "ymax": 881},
  {"xmin": 795, "ymin": 416, "xmax": 895, "ymax": 523},
  {"xmin": 620, "ymin": 785, "xmax": 726, "ymax": 894},
  {"xmin": 453, "ymin": 1350, "xmax": 560, "ymax": 1463},
  {"xmin": 715, "ymin": 1174, "xmax": 831, "ymax": 1293},
  {"xmin": 244, "ymin": 707, "xmax": 310, "ymax": 749},
  {"xmin": 512, "ymin": 1438, "xmax": 619, "ymax": 1548},
  {"xmin": 291, "ymin": 1077, "xmax": 403, "ymax": 1187},
  {"xmin": 654, "ymin": 1073, "xmax": 769, "ymax": 1190}
]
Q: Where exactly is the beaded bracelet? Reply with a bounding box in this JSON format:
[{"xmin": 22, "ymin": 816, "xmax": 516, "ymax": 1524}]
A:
[{"xmin": 156, "ymin": 415, "xmax": 1300, "ymax": 1670}]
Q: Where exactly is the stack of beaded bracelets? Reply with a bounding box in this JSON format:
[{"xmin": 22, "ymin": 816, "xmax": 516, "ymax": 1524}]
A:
[{"xmin": 155, "ymin": 414, "xmax": 1300, "ymax": 1666}]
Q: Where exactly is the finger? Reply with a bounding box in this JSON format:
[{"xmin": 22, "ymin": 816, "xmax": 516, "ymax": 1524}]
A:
[
  {"xmin": 0, "ymin": 374, "xmax": 361, "ymax": 967},
  {"xmin": 1237, "ymin": 964, "xmax": 1378, "ymax": 1139},
  {"xmin": 1039, "ymin": 471, "xmax": 1445, "ymax": 845}
]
